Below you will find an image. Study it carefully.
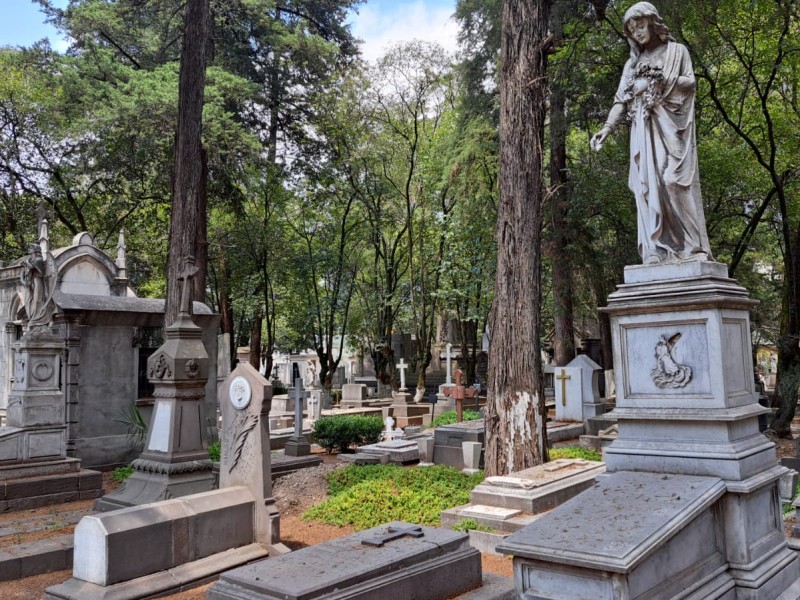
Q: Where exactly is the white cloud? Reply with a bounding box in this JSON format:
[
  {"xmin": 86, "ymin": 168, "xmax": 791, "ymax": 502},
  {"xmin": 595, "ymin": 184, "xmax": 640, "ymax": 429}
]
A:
[{"xmin": 349, "ymin": 1, "xmax": 458, "ymax": 63}]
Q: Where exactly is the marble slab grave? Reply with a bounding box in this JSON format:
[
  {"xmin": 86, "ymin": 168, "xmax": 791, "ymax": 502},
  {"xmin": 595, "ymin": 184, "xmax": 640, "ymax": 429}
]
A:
[
  {"xmin": 207, "ymin": 522, "xmax": 482, "ymax": 600},
  {"xmin": 497, "ymin": 471, "xmax": 733, "ymax": 600}
]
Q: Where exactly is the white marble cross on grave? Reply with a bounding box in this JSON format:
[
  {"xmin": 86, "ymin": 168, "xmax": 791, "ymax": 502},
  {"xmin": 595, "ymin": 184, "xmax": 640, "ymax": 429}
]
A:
[
  {"xmin": 445, "ymin": 343, "xmax": 454, "ymax": 385},
  {"xmin": 397, "ymin": 358, "xmax": 409, "ymax": 391}
]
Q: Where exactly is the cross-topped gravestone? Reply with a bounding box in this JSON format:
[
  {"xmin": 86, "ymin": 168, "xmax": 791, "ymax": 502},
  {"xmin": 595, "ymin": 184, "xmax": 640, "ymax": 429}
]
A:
[
  {"xmin": 443, "ymin": 369, "xmax": 477, "ymax": 422},
  {"xmin": 285, "ymin": 378, "xmax": 311, "ymax": 457},
  {"xmin": 178, "ymin": 256, "xmax": 200, "ymax": 315},
  {"xmin": 397, "ymin": 358, "xmax": 409, "ymax": 391},
  {"xmin": 555, "ymin": 368, "xmax": 571, "ymax": 407}
]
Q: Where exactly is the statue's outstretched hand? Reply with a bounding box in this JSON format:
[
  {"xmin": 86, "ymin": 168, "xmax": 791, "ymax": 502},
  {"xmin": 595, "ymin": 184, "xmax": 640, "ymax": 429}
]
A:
[{"xmin": 590, "ymin": 127, "xmax": 610, "ymax": 151}]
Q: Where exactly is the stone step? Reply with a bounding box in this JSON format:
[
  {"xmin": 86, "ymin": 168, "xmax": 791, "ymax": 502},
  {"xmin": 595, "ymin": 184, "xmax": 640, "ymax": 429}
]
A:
[
  {"xmin": 0, "ymin": 533, "xmax": 73, "ymax": 581},
  {"xmin": 469, "ymin": 459, "xmax": 605, "ymax": 514},
  {"xmin": 0, "ymin": 507, "xmax": 90, "ymax": 538},
  {"xmin": 0, "ymin": 470, "xmax": 103, "ymax": 511},
  {"xmin": 440, "ymin": 503, "xmax": 544, "ymax": 534}
]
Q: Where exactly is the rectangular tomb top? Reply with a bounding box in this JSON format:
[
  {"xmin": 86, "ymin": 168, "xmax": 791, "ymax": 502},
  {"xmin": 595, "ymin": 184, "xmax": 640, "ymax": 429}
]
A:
[
  {"xmin": 483, "ymin": 459, "xmax": 602, "ymax": 490},
  {"xmin": 460, "ymin": 505, "xmax": 521, "ymax": 520},
  {"xmin": 212, "ymin": 522, "xmax": 471, "ymax": 600},
  {"xmin": 496, "ymin": 471, "xmax": 726, "ymax": 572},
  {"xmin": 376, "ymin": 440, "xmax": 417, "ymax": 449}
]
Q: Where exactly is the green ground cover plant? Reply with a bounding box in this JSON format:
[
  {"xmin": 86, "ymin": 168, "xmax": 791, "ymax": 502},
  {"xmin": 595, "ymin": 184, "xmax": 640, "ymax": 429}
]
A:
[
  {"xmin": 451, "ymin": 518, "xmax": 494, "ymax": 533},
  {"xmin": 427, "ymin": 409, "xmax": 482, "ymax": 429},
  {"xmin": 303, "ymin": 464, "xmax": 484, "ymax": 528},
  {"xmin": 549, "ymin": 446, "xmax": 602, "ymax": 462}
]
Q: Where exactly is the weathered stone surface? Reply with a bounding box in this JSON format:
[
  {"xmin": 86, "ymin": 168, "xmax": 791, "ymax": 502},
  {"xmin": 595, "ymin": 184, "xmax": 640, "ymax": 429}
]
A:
[
  {"xmin": 73, "ymin": 486, "xmax": 255, "ymax": 586},
  {"xmin": 358, "ymin": 440, "xmax": 420, "ymax": 464},
  {"xmin": 470, "ymin": 459, "xmax": 604, "ymax": 513},
  {"xmin": 207, "ymin": 522, "xmax": 482, "ymax": 600},
  {"xmin": 498, "ymin": 471, "xmax": 733, "ymax": 599},
  {"xmin": 433, "ymin": 420, "xmax": 484, "ymax": 469}
]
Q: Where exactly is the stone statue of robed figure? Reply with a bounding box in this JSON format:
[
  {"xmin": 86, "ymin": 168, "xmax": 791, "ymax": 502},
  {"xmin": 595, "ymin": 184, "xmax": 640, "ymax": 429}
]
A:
[{"xmin": 591, "ymin": 2, "xmax": 712, "ymax": 265}]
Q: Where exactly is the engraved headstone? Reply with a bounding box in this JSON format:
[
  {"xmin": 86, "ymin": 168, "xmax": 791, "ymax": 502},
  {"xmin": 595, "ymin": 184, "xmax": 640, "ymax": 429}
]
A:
[{"xmin": 219, "ymin": 361, "xmax": 279, "ymax": 544}]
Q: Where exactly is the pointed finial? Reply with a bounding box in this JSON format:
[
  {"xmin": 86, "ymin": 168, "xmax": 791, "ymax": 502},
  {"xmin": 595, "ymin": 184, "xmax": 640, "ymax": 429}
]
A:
[{"xmin": 116, "ymin": 229, "xmax": 127, "ymax": 279}]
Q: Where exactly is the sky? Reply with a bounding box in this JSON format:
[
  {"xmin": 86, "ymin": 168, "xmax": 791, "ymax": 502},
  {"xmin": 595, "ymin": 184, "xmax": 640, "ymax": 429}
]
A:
[{"xmin": 0, "ymin": 0, "xmax": 459, "ymax": 62}]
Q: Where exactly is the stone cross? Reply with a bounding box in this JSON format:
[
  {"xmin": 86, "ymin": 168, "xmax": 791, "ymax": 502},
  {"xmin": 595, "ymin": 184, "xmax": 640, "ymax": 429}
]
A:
[
  {"xmin": 349, "ymin": 360, "xmax": 356, "ymax": 384},
  {"xmin": 362, "ymin": 525, "xmax": 424, "ymax": 547},
  {"xmin": 397, "ymin": 358, "xmax": 409, "ymax": 391},
  {"xmin": 443, "ymin": 369, "xmax": 477, "ymax": 422},
  {"xmin": 285, "ymin": 378, "xmax": 311, "ymax": 457},
  {"xmin": 178, "ymin": 256, "xmax": 200, "ymax": 316},
  {"xmin": 445, "ymin": 343, "xmax": 454, "ymax": 385},
  {"xmin": 556, "ymin": 369, "xmax": 571, "ymax": 407}
]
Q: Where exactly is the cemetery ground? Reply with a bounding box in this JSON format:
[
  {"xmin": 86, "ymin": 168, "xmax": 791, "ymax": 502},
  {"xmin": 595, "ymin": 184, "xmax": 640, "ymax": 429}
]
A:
[{"xmin": 0, "ymin": 447, "xmax": 519, "ymax": 599}]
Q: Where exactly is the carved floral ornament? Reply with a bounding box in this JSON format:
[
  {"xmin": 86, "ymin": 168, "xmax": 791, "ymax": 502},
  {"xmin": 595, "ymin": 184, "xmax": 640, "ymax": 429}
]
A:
[
  {"xmin": 149, "ymin": 353, "xmax": 172, "ymax": 379},
  {"xmin": 651, "ymin": 332, "xmax": 692, "ymax": 389}
]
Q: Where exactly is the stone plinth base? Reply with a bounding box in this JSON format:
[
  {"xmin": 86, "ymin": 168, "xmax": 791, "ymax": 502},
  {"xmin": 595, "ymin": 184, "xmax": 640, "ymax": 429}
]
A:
[
  {"xmin": 207, "ymin": 521, "xmax": 482, "ymax": 600},
  {"xmin": 94, "ymin": 460, "xmax": 213, "ymax": 512},
  {"xmin": 357, "ymin": 440, "xmax": 419, "ymax": 464}
]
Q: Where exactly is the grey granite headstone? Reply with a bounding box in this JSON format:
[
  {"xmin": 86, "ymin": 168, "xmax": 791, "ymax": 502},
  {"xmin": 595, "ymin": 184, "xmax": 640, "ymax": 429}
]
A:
[{"xmin": 208, "ymin": 521, "xmax": 482, "ymax": 600}]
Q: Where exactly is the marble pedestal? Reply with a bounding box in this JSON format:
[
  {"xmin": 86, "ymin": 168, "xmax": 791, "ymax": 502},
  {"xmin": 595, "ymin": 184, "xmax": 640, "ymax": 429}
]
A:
[{"xmin": 498, "ymin": 262, "xmax": 800, "ymax": 599}]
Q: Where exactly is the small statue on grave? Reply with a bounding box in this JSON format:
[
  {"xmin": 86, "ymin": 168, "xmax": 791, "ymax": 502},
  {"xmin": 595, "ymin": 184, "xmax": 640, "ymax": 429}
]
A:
[
  {"xmin": 20, "ymin": 243, "xmax": 57, "ymax": 331},
  {"xmin": 590, "ymin": 2, "xmax": 713, "ymax": 265}
]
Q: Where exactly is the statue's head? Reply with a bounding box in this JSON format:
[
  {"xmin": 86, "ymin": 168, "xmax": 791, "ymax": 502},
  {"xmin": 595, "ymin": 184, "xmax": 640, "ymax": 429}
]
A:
[
  {"xmin": 623, "ymin": 2, "xmax": 675, "ymax": 54},
  {"xmin": 27, "ymin": 243, "xmax": 41, "ymax": 256}
]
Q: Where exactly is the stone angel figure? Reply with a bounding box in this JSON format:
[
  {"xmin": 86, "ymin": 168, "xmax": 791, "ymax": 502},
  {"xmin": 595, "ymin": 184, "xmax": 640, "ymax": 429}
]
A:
[
  {"xmin": 20, "ymin": 243, "xmax": 57, "ymax": 331},
  {"xmin": 590, "ymin": 2, "xmax": 713, "ymax": 265},
  {"xmin": 651, "ymin": 333, "xmax": 692, "ymax": 388}
]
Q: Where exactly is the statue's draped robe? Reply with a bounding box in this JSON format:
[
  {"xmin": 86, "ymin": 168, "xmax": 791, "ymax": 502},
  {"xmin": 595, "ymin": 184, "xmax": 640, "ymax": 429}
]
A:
[{"xmin": 611, "ymin": 42, "xmax": 712, "ymax": 263}]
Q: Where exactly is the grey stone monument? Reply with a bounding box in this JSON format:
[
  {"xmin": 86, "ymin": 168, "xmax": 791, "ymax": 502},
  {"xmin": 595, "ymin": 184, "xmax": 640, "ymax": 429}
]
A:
[
  {"xmin": 95, "ymin": 257, "xmax": 213, "ymax": 510},
  {"xmin": 284, "ymin": 378, "xmax": 310, "ymax": 457},
  {"xmin": 0, "ymin": 228, "xmax": 103, "ymax": 506}
]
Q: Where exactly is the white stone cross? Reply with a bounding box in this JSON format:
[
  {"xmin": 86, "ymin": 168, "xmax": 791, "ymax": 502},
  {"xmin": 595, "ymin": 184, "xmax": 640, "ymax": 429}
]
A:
[
  {"xmin": 292, "ymin": 378, "xmax": 310, "ymax": 437},
  {"xmin": 349, "ymin": 360, "xmax": 356, "ymax": 384},
  {"xmin": 397, "ymin": 358, "xmax": 409, "ymax": 390},
  {"xmin": 445, "ymin": 343, "xmax": 453, "ymax": 385}
]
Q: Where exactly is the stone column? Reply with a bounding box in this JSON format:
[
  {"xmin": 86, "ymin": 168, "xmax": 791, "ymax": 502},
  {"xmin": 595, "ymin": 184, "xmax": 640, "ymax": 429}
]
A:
[{"xmin": 95, "ymin": 305, "xmax": 213, "ymax": 511}]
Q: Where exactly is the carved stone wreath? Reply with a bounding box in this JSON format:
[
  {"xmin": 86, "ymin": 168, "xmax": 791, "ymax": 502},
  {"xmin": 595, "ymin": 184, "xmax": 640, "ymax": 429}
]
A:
[{"xmin": 185, "ymin": 359, "xmax": 200, "ymax": 379}]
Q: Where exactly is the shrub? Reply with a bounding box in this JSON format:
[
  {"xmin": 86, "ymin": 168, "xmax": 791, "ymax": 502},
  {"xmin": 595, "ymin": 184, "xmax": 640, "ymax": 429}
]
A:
[
  {"xmin": 428, "ymin": 409, "xmax": 482, "ymax": 429},
  {"xmin": 311, "ymin": 415, "xmax": 384, "ymax": 453},
  {"xmin": 304, "ymin": 464, "xmax": 484, "ymax": 528},
  {"xmin": 549, "ymin": 446, "xmax": 603, "ymax": 462},
  {"xmin": 208, "ymin": 440, "xmax": 221, "ymax": 462},
  {"xmin": 272, "ymin": 382, "xmax": 288, "ymax": 396},
  {"xmin": 111, "ymin": 465, "xmax": 134, "ymax": 482}
]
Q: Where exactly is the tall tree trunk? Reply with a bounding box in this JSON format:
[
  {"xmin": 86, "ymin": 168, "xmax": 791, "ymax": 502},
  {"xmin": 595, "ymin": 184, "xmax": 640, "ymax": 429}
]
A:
[
  {"xmin": 165, "ymin": 0, "xmax": 209, "ymax": 326},
  {"xmin": 548, "ymin": 84, "xmax": 575, "ymax": 367},
  {"xmin": 769, "ymin": 217, "xmax": 800, "ymax": 436},
  {"xmin": 485, "ymin": 0, "xmax": 550, "ymax": 476},
  {"xmin": 249, "ymin": 308, "xmax": 263, "ymax": 372}
]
